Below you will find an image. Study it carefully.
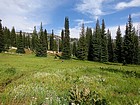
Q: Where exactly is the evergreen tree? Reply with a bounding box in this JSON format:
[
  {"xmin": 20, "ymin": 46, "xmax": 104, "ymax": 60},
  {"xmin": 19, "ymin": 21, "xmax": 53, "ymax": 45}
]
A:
[
  {"xmin": 132, "ymin": 27, "xmax": 139, "ymax": 64},
  {"xmin": 11, "ymin": 27, "xmax": 16, "ymax": 47},
  {"xmin": 44, "ymin": 29, "xmax": 48, "ymax": 50},
  {"xmin": 123, "ymin": 15, "xmax": 135, "ymax": 64},
  {"xmin": 115, "ymin": 26, "xmax": 123, "ymax": 63},
  {"xmin": 92, "ymin": 19, "xmax": 101, "ymax": 61},
  {"xmin": 77, "ymin": 23, "xmax": 87, "ymax": 60},
  {"xmin": 31, "ymin": 26, "xmax": 38, "ymax": 50},
  {"xmin": 23, "ymin": 33, "xmax": 26, "ymax": 48},
  {"xmin": 107, "ymin": 29, "xmax": 113, "ymax": 62},
  {"xmin": 0, "ymin": 19, "xmax": 4, "ymax": 53},
  {"xmin": 36, "ymin": 22, "xmax": 47, "ymax": 57},
  {"xmin": 72, "ymin": 41, "xmax": 77, "ymax": 57},
  {"xmin": 101, "ymin": 19, "xmax": 108, "ymax": 62},
  {"xmin": 27, "ymin": 35, "xmax": 31, "ymax": 48},
  {"xmin": 3, "ymin": 27, "xmax": 11, "ymax": 50},
  {"xmin": 50, "ymin": 30, "xmax": 54, "ymax": 51},
  {"xmin": 60, "ymin": 29, "xmax": 64, "ymax": 52},
  {"xmin": 16, "ymin": 30, "xmax": 25, "ymax": 53},
  {"xmin": 61, "ymin": 17, "xmax": 71, "ymax": 59}
]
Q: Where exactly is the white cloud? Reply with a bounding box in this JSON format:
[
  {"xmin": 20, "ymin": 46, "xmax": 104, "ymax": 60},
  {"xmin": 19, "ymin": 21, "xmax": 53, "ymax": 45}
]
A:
[
  {"xmin": 0, "ymin": 0, "xmax": 66, "ymax": 32},
  {"xmin": 115, "ymin": 0, "xmax": 140, "ymax": 10},
  {"xmin": 131, "ymin": 12, "xmax": 140, "ymax": 18}
]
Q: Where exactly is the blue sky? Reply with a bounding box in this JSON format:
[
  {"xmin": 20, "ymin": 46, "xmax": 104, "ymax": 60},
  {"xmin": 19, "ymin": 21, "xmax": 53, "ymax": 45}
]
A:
[{"xmin": 0, "ymin": 0, "xmax": 140, "ymax": 38}]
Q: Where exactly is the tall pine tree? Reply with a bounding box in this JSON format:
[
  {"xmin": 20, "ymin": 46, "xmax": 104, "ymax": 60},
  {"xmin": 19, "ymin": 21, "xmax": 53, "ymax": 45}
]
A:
[
  {"xmin": 16, "ymin": 30, "xmax": 25, "ymax": 54},
  {"xmin": 61, "ymin": 17, "xmax": 71, "ymax": 59},
  {"xmin": 11, "ymin": 27, "xmax": 16, "ymax": 47},
  {"xmin": 107, "ymin": 29, "xmax": 113, "ymax": 62},
  {"xmin": 50, "ymin": 30, "xmax": 54, "ymax": 51},
  {"xmin": 77, "ymin": 23, "xmax": 87, "ymax": 60},
  {"xmin": 101, "ymin": 19, "xmax": 108, "ymax": 62},
  {"xmin": 0, "ymin": 19, "xmax": 4, "ymax": 53},
  {"xmin": 115, "ymin": 26, "xmax": 123, "ymax": 63}
]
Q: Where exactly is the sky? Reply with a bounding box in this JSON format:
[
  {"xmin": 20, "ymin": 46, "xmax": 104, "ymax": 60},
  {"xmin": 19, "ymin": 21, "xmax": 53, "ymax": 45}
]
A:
[{"xmin": 0, "ymin": 0, "xmax": 140, "ymax": 39}]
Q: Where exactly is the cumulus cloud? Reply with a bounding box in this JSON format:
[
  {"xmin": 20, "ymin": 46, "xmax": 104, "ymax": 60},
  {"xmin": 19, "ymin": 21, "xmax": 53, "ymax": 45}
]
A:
[
  {"xmin": 115, "ymin": 0, "xmax": 140, "ymax": 10},
  {"xmin": 0, "ymin": 0, "xmax": 66, "ymax": 32}
]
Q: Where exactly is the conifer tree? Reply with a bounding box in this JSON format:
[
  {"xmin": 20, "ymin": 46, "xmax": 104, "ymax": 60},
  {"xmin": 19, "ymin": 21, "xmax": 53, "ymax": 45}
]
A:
[
  {"xmin": 101, "ymin": 19, "xmax": 108, "ymax": 62},
  {"xmin": 0, "ymin": 20, "xmax": 5, "ymax": 53},
  {"xmin": 11, "ymin": 27, "xmax": 16, "ymax": 47},
  {"xmin": 107, "ymin": 29, "xmax": 113, "ymax": 62},
  {"xmin": 36, "ymin": 22, "xmax": 47, "ymax": 57},
  {"xmin": 61, "ymin": 17, "xmax": 71, "ymax": 59},
  {"xmin": 123, "ymin": 15, "xmax": 135, "ymax": 64},
  {"xmin": 16, "ymin": 30, "xmax": 25, "ymax": 53},
  {"xmin": 31, "ymin": 26, "xmax": 38, "ymax": 50},
  {"xmin": 50, "ymin": 30, "xmax": 54, "ymax": 51},
  {"xmin": 92, "ymin": 19, "xmax": 101, "ymax": 61},
  {"xmin": 132, "ymin": 27, "xmax": 139, "ymax": 64},
  {"xmin": 77, "ymin": 23, "xmax": 87, "ymax": 60},
  {"xmin": 60, "ymin": 29, "xmax": 64, "ymax": 51},
  {"xmin": 44, "ymin": 29, "xmax": 48, "ymax": 50},
  {"xmin": 72, "ymin": 41, "xmax": 77, "ymax": 57},
  {"xmin": 23, "ymin": 33, "xmax": 26, "ymax": 48},
  {"xmin": 115, "ymin": 26, "xmax": 123, "ymax": 63}
]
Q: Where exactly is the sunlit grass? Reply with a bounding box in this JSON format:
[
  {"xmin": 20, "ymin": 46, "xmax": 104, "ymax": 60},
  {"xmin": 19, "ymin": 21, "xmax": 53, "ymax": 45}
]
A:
[{"xmin": 0, "ymin": 53, "xmax": 140, "ymax": 105}]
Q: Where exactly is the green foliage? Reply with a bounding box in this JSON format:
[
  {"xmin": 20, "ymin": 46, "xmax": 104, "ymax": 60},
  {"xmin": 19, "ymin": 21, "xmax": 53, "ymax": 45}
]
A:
[
  {"xmin": 0, "ymin": 20, "xmax": 4, "ymax": 53},
  {"xmin": 61, "ymin": 17, "xmax": 71, "ymax": 59},
  {"xmin": 77, "ymin": 23, "xmax": 87, "ymax": 60},
  {"xmin": 50, "ymin": 30, "xmax": 54, "ymax": 51},
  {"xmin": 101, "ymin": 19, "xmax": 108, "ymax": 62},
  {"xmin": 114, "ymin": 26, "xmax": 123, "ymax": 63},
  {"xmin": 107, "ymin": 29, "xmax": 114, "ymax": 62},
  {"xmin": 10, "ymin": 27, "xmax": 16, "ymax": 47},
  {"xmin": 16, "ymin": 31, "xmax": 25, "ymax": 54},
  {"xmin": 69, "ymin": 85, "xmax": 107, "ymax": 105}
]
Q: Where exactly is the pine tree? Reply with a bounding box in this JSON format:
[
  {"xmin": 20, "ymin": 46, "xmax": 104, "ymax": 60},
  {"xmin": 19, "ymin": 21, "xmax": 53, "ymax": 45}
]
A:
[
  {"xmin": 101, "ymin": 19, "xmax": 108, "ymax": 62},
  {"xmin": 31, "ymin": 26, "xmax": 38, "ymax": 51},
  {"xmin": 11, "ymin": 27, "xmax": 16, "ymax": 47},
  {"xmin": 23, "ymin": 33, "xmax": 26, "ymax": 48},
  {"xmin": 36, "ymin": 22, "xmax": 47, "ymax": 57},
  {"xmin": 132, "ymin": 27, "xmax": 139, "ymax": 64},
  {"xmin": 60, "ymin": 29, "xmax": 64, "ymax": 52},
  {"xmin": 77, "ymin": 23, "xmax": 87, "ymax": 60},
  {"xmin": 115, "ymin": 26, "xmax": 123, "ymax": 63},
  {"xmin": 0, "ymin": 20, "xmax": 4, "ymax": 53},
  {"xmin": 44, "ymin": 29, "xmax": 48, "ymax": 50},
  {"xmin": 50, "ymin": 30, "xmax": 54, "ymax": 51},
  {"xmin": 27, "ymin": 35, "xmax": 31, "ymax": 48},
  {"xmin": 92, "ymin": 19, "xmax": 101, "ymax": 61},
  {"xmin": 107, "ymin": 29, "xmax": 113, "ymax": 62},
  {"xmin": 61, "ymin": 17, "xmax": 71, "ymax": 59},
  {"xmin": 72, "ymin": 41, "xmax": 77, "ymax": 57},
  {"xmin": 123, "ymin": 15, "xmax": 135, "ymax": 64},
  {"xmin": 16, "ymin": 30, "xmax": 25, "ymax": 54}
]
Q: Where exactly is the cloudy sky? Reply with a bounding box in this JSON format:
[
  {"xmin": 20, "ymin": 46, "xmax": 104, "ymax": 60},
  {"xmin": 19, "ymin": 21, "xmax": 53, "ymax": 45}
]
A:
[{"xmin": 0, "ymin": 0, "xmax": 140, "ymax": 38}]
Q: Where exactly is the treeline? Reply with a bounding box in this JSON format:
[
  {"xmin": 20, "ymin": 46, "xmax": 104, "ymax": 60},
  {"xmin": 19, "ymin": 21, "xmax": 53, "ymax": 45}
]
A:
[
  {"xmin": 73, "ymin": 15, "xmax": 140, "ymax": 64},
  {"xmin": 0, "ymin": 18, "xmax": 70, "ymax": 57},
  {"xmin": 0, "ymin": 15, "xmax": 140, "ymax": 64}
]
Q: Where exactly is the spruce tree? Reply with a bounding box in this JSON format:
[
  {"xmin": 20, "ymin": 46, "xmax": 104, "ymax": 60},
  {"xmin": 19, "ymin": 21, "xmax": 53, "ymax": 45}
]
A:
[
  {"xmin": 31, "ymin": 26, "xmax": 38, "ymax": 51},
  {"xmin": 115, "ymin": 26, "xmax": 123, "ymax": 63},
  {"xmin": 0, "ymin": 20, "xmax": 5, "ymax": 53},
  {"xmin": 92, "ymin": 19, "xmax": 101, "ymax": 61},
  {"xmin": 44, "ymin": 29, "xmax": 48, "ymax": 50},
  {"xmin": 77, "ymin": 23, "xmax": 87, "ymax": 60},
  {"xmin": 107, "ymin": 29, "xmax": 113, "ymax": 62},
  {"xmin": 132, "ymin": 27, "xmax": 139, "ymax": 64},
  {"xmin": 50, "ymin": 30, "xmax": 54, "ymax": 51},
  {"xmin": 72, "ymin": 41, "xmax": 77, "ymax": 57},
  {"xmin": 11, "ymin": 27, "xmax": 16, "ymax": 47},
  {"xmin": 60, "ymin": 29, "xmax": 64, "ymax": 51},
  {"xmin": 101, "ymin": 19, "xmax": 108, "ymax": 62},
  {"xmin": 16, "ymin": 30, "xmax": 25, "ymax": 54},
  {"xmin": 36, "ymin": 22, "xmax": 47, "ymax": 57},
  {"xmin": 61, "ymin": 17, "xmax": 71, "ymax": 59},
  {"xmin": 123, "ymin": 15, "xmax": 135, "ymax": 64}
]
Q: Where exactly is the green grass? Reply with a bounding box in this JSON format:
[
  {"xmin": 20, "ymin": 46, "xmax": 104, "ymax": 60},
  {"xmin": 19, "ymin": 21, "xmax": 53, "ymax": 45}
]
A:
[{"xmin": 0, "ymin": 53, "xmax": 140, "ymax": 105}]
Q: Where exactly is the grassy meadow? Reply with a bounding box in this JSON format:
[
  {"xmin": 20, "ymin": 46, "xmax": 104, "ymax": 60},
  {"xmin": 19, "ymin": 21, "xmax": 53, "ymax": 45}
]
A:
[{"xmin": 0, "ymin": 53, "xmax": 140, "ymax": 105}]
